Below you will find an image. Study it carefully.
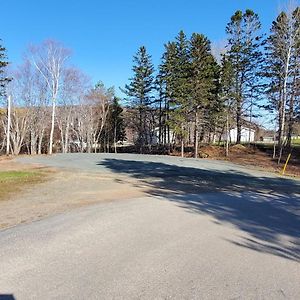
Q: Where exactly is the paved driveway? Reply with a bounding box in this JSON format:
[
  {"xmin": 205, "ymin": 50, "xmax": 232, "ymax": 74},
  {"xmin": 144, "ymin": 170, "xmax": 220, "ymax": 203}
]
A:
[{"xmin": 1, "ymin": 153, "xmax": 300, "ymax": 299}]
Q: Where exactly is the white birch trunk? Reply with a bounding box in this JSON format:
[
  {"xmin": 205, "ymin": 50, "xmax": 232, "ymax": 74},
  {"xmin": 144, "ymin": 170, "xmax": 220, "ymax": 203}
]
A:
[
  {"xmin": 49, "ymin": 98, "xmax": 56, "ymax": 155},
  {"xmin": 6, "ymin": 95, "xmax": 11, "ymax": 155},
  {"xmin": 278, "ymin": 47, "xmax": 291, "ymax": 163},
  {"xmin": 225, "ymin": 112, "xmax": 229, "ymax": 157}
]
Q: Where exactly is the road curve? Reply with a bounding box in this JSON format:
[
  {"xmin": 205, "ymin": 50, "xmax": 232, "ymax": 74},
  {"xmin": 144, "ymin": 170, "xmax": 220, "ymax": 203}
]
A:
[{"xmin": 1, "ymin": 154, "xmax": 299, "ymax": 299}]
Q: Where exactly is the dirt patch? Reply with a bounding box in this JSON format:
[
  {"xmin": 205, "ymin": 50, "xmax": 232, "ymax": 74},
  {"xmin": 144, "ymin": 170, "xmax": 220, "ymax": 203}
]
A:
[
  {"xmin": 223, "ymin": 146, "xmax": 300, "ymax": 176},
  {"xmin": 0, "ymin": 156, "xmax": 48, "ymax": 171},
  {"xmin": 171, "ymin": 145, "xmax": 300, "ymax": 177},
  {"xmin": 199, "ymin": 145, "xmax": 225, "ymax": 158},
  {"xmin": 231, "ymin": 144, "xmax": 252, "ymax": 153},
  {"xmin": 0, "ymin": 167, "xmax": 146, "ymax": 230}
]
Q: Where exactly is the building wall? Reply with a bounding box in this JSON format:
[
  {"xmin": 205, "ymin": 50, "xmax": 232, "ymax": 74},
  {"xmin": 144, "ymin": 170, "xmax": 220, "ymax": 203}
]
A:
[{"xmin": 229, "ymin": 127, "xmax": 255, "ymax": 143}]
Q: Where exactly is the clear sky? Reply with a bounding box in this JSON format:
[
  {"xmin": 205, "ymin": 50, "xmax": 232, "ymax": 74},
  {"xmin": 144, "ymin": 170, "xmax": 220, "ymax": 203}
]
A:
[{"xmin": 0, "ymin": 0, "xmax": 290, "ymax": 101}]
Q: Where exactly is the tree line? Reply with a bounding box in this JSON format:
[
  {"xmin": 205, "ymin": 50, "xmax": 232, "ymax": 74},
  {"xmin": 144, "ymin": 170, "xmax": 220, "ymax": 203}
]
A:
[
  {"xmin": 1, "ymin": 5, "xmax": 300, "ymax": 162},
  {"xmin": 0, "ymin": 40, "xmax": 126, "ymax": 155},
  {"xmin": 123, "ymin": 6, "xmax": 300, "ymax": 162}
]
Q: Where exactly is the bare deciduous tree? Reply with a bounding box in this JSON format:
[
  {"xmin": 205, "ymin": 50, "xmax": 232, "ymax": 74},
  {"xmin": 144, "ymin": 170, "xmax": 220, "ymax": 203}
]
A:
[
  {"xmin": 30, "ymin": 40, "xmax": 71, "ymax": 154},
  {"xmin": 266, "ymin": 4, "xmax": 300, "ymax": 162},
  {"xmin": 85, "ymin": 82, "xmax": 113, "ymax": 152},
  {"xmin": 56, "ymin": 67, "xmax": 89, "ymax": 153}
]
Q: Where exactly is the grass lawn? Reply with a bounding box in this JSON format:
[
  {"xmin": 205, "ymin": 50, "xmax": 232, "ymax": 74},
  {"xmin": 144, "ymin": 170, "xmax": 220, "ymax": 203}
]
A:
[
  {"xmin": 292, "ymin": 138, "xmax": 300, "ymax": 145},
  {"xmin": 0, "ymin": 170, "xmax": 46, "ymax": 201}
]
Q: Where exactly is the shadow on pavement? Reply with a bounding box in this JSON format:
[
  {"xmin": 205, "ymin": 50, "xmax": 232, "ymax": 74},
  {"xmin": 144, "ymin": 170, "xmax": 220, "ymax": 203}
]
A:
[
  {"xmin": 0, "ymin": 295, "xmax": 16, "ymax": 300},
  {"xmin": 98, "ymin": 158, "xmax": 300, "ymax": 261}
]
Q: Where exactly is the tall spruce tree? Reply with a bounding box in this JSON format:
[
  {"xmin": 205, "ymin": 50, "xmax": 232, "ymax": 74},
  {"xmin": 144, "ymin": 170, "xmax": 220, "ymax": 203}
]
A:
[
  {"xmin": 225, "ymin": 9, "xmax": 262, "ymax": 144},
  {"xmin": 189, "ymin": 33, "xmax": 219, "ymax": 157},
  {"xmin": 157, "ymin": 32, "xmax": 192, "ymax": 156},
  {"xmin": 157, "ymin": 41, "xmax": 178, "ymax": 145},
  {"xmin": 171, "ymin": 30, "xmax": 191, "ymax": 156},
  {"xmin": 123, "ymin": 46, "xmax": 155, "ymax": 150},
  {"xmin": 174, "ymin": 30, "xmax": 191, "ymax": 103}
]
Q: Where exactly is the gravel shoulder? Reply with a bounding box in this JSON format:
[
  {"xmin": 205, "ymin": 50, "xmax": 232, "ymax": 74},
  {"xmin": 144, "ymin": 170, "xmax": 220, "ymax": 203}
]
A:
[{"xmin": 0, "ymin": 156, "xmax": 146, "ymax": 229}]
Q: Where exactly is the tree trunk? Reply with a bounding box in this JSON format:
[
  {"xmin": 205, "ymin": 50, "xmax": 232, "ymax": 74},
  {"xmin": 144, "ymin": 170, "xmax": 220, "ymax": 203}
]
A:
[
  {"xmin": 236, "ymin": 98, "xmax": 242, "ymax": 144},
  {"xmin": 30, "ymin": 131, "xmax": 37, "ymax": 155},
  {"xmin": 248, "ymin": 96, "xmax": 253, "ymax": 143},
  {"xmin": 194, "ymin": 110, "xmax": 199, "ymax": 158},
  {"xmin": 64, "ymin": 120, "xmax": 70, "ymax": 153},
  {"xmin": 278, "ymin": 47, "xmax": 291, "ymax": 164},
  {"xmin": 287, "ymin": 97, "xmax": 294, "ymax": 150},
  {"xmin": 287, "ymin": 72, "xmax": 296, "ymax": 149},
  {"xmin": 139, "ymin": 107, "xmax": 143, "ymax": 151},
  {"xmin": 158, "ymin": 98, "xmax": 162, "ymax": 144},
  {"xmin": 38, "ymin": 132, "xmax": 43, "ymax": 155},
  {"xmin": 6, "ymin": 95, "xmax": 11, "ymax": 155},
  {"xmin": 226, "ymin": 113, "xmax": 230, "ymax": 157},
  {"xmin": 87, "ymin": 131, "xmax": 91, "ymax": 153},
  {"xmin": 181, "ymin": 123, "xmax": 184, "ymax": 158},
  {"xmin": 114, "ymin": 120, "xmax": 117, "ymax": 153},
  {"xmin": 94, "ymin": 135, "xmax": 97, "ymax": 153},
  {"xmin": 49, "ymin": 98, "xmax": 56, "ymax": 155}
]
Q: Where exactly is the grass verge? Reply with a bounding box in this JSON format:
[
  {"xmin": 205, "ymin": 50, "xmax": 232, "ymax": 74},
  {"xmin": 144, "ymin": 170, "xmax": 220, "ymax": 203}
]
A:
[{"xmin": 0, "ymin": 170, "xmax": 46, "ymax": 201}]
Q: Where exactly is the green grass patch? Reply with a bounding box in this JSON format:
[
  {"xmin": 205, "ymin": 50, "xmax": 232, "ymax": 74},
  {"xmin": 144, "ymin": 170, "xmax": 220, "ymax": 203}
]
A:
[
  {"xmin": 292, "ymin": 138, "xmax": 300, "ymax": 145},
  {"xmin": 0, "ymin": 170, "xmax": 39, "ymax": 180},
  {"xmin": 0, "ymin": 170, "xmax": 46, "ymax": 201}
]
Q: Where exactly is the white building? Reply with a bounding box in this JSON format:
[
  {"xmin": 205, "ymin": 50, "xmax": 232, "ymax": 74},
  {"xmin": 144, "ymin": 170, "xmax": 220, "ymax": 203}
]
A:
[
  {"xmin": 152, "ymin": 127, "xmax": 175, "ymax": 145},
  {"xmin": 228, "ymin": 126, "xmax": 255, "ymax": 143}
]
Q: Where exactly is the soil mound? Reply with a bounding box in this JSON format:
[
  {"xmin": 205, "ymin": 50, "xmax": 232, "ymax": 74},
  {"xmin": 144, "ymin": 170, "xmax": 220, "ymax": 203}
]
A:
[
  {"xmin": 231, "ymin": 144, "xmax": 255, "ymax": 154},
  {"xmin": 199, "ymin": 145, "xmax": 224, "ymax": 158}
]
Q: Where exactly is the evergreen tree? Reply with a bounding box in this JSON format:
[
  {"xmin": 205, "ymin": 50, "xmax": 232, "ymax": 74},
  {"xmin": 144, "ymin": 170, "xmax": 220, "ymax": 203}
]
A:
[
  {"xmin": 0, "ymin": 39, "xmax": 10, "ymax": 97},
  {"xmin": 174, "ymin": 30, "xmax": 191, "ymax": 103},
  {"xmin": 170, "ymin": 31, "xmax": 191, "ymax": 156},
  {"xmin": 109, "ymin": 97, "xmax": 126, "ymax": 152},
  {"xmin": 225, "ymin": 9, "xmax": 262, "ymax": 143},
  {"xmin": 123, "ymin": 46, "xmax": 155, "ymax": 149},
  {"xmin": 157, "ymin": 31, "xmax": 221, "ymax": 156},
  {"xmin": 157, "ymin": 41, "xmax": 178, "ymax": 145},
  {"xmin": 189, "ymin": 33, "xmax": 220, "ymax": 157}
]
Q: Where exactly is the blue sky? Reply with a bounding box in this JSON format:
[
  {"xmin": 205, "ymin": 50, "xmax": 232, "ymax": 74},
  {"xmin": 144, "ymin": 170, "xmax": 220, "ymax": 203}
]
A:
[{"xmin": 0, "ymin": 0, "xmax": 289, "ymax": 103}]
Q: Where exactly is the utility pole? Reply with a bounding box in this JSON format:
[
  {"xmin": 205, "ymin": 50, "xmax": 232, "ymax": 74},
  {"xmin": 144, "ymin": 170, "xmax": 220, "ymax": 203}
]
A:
[{"xmin": 6, "ymin": 94, "xmax": 11, "ymax": 155}]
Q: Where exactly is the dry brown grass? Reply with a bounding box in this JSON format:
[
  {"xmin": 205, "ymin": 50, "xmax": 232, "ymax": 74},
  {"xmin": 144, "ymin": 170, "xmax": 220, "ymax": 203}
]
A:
[
  {"xmin": 172, "ymin": 145, "xmax": 300, "ymax": 177},
  {"xmin": 0, "ymin": 170, "xmax": 48, "ymax": 201},
  {"xmin": 0, "ymin": 158, "xmax": 51, "ymax": 201}
]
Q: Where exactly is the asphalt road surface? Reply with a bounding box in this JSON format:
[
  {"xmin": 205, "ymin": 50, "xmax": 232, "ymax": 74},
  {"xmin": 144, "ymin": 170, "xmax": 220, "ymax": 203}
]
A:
[{"xmin": 1, "ymin": 153, "xmax": 300, "ymax": 299}]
